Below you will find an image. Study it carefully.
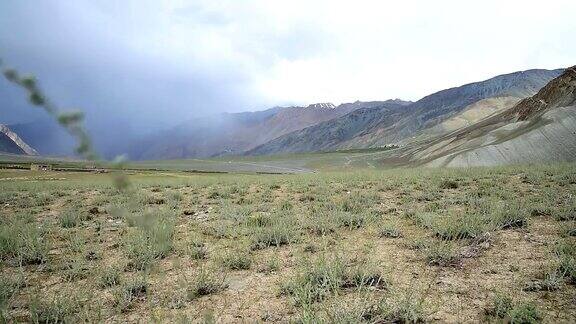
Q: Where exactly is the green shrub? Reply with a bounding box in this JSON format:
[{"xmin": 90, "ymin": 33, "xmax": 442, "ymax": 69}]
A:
[
  {"xmin": 258, "ymin": 257, "xmax": 281, "ymax": 274},
  {"xmin": 186, "ymin": 269, "xmax": 227, "ymax": 300},
  {"xmin": 114, "ymin": 278, "xmax": 148, "ymax": 313},
  {"xmin": 385, "ymin": 291, "xmax": 428, "ymax": 323},
  {"xmin": 523, "ymin": 271, "xmax": 562, "ymax": 291},
  {"xmin": 408, "ymin": 238, "xmax": 431, "ymax": 251},
  {"xmin": 338, "ymin": 192, "xmax": 377, "ymax": 214},
  {"xmin": 279, "ymin": 200, "xmax": 293, "ymax": 211},
  {"xmin": 439, "ymin": 179, "xmax": 459, "ymax": 189},
  {"xmin": 492, "ymin": 203, "xmax": 529, "ymax": 229},
  {"xmin": 342, "ymin": 265, "xmax": 387, "ymax": 290},
  {"xmin": 59, "ymin": 210, "xmax": 81, "ymax": 228},
  {"xmin": 32, "ymin": 193, "xmax": 53, "ymax": 207},
  {"xmin": 107, "ymin": 204, "xmax": 129, "ymax": 220},
  {"xmin": 207, "ymin": 190, "xmax": 222, "ymax": 200},
  {"xmin": 378, "ymin": 224, "xmax": 402, "ymax": 238},
  {"xmin": 282, "ymin": 256, "xmax": 385, "ymax": 308},
  {"xmin": 202, "ymin": 220, "xmax": 235, "ymax": 239},
  {"xmin": 245, "ymin": 213, "xmax": 272, "ymax": 227},
  {"xmin": 407, "ymin": 212, "xmax": 435, "ymax": 229},
  {"xmin": 486, "ymin": 293, "xmax": 513, "ymax": 318},
  {"xmin": 558, "ymin": 257, "xmax": 576, "ymax": 283},
  {"xmin": 337, "ymin": 212, "xmax": 366, "ymax": 229},
  {"xmin": 282, "ymin": 256, "xmax": 346, "ymax": 307},
  {"xmin": 0, "ymin": 220, "xmax": 48, "ymax": 265},
  {"xmin": 124, "ymin": 210, "xmax": 175, "ymax": 270},
  {"xmin": 250, "ymin": 217, "xmax": 298, "ymax": 250},
  {"xmin": 301, "ymin": 289, "xmax": 427, "ymax": 323},
  {"xmin": 62, "ymin": 257, "xmax": 90, "ymax": 282},
  {"xmin": 184, "ymin": 241, "xmax": 208, "ymax": 260},
  {"xmin": 555, "ymin": 240, "xmax": 576, "ymax": 257},
  {"xmin": 425, "ymin": 241, "xmax": 459, "ymax": 266},
  {"xmin": 167, "ymin": 191, "xmax": 183, "ymax": 202},
  {"xmin": 432, "ymin": 214, "xmax": 486, "ymax": 240},
  {"xmin": 0, "ymin": 275, "xmax": 23, "ymax": 309},
  {"xmin": 555, "ymin": 205, "xmax": 576, "ymax": 221},
  {"xmin": 98, "ymin": 266, "xmax": 121, "ymax": 288},
  {"xmin": 29, "ymin": 294, "xmax": 83, "ymax": 323},
  {"xmin": 305, "ymin": 212, "xmax": 337, "ymax": 236},
  {"xmin": 508, "ymin": 302, "xmax": 541, "ymax": 324},
  {"xmin": 220, "ymin": 251, "xmax": 252, "ymax": 270}
]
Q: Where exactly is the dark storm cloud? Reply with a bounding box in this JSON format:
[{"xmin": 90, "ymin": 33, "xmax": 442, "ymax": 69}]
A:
[{"xmin": 0, "ymin": 0, "xmax": 289, "ymax": 155}]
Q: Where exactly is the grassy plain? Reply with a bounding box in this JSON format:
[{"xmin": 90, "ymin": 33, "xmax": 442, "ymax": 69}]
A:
[{"xmin": 0, "ymin": 161, "xmax": 575, "ymax": 322}]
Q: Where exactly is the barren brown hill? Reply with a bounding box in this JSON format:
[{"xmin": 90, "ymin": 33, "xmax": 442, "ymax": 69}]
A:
[
  {"xmin": 391, "ymin": 66, "xmax": 576, "ymax": 167},
  {"xmin": 506, "ymin": 66, "xmax": 576, "ymax": 120}
]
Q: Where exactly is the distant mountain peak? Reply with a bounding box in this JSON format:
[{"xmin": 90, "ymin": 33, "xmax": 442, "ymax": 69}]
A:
[
  {"xmin": 306, "ymin": 103, "xmax": 335, "ymax": 109},
  {"xmin": 385, "ymin": 98, "xmax": 412, "ymax": 105}
]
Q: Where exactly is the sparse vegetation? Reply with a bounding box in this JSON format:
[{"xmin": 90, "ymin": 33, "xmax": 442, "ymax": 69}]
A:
[
  {"xmin": 0, "ymin": 163, "xmax": 575, "ymax": 321},
  {"xmin": 29, "ymin": 293, "xmax": 85, "ymax": 323},
  {"xmin": 486, "ymin": 294, "xmax": 541, "ymax": 323},
  {"xmin": 0, "ymin": 218, "xmax": 48, "ymax": 265},
  {"xmin": 508, "ymin": 302, "xmax": 541, "ymax": 324},
  {"xmin": 186, "ymin": 268, "xmax": 227, "ymax": 300},
  {"xmin": 486, "ymin": 293, "xmax": 513, "ymax": 318},
  {"xmin": 98, "ymin": 266, "xmax": 122, "ymax": 288},
  {"xmin": 378, "ymin": 224, "xmax": 402, "ymax": 238},
  {"xmin": 219, "ymin": 250, "xmax": 252, "ymax": 270},
  {"xmin": 124, "ymin": 209, "xmax": 176, "ymax": 270},
  {"xmin": 114, "ymin": 278, "xmax": 148, "ymax": 313}
]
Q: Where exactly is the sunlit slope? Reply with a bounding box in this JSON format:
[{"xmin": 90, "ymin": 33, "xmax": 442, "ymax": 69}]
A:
[{"xmin": 398, "ymin": 66, "xmax": 576, "ymax": 167}]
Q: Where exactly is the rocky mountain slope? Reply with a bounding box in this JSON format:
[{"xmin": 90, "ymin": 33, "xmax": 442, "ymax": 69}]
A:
[
  {"xmin": 246, "ymin": 102, "xmax": 410, "ymax": 155},
  {"xmin": 396, "ymin": 66, "xmax": 576, "ymax": 167},
  {"xmin": 248, "ymin": 68, "xmax": 563, "ymax": 155},
  {"xmin": 8, "ymin": 118, "xmax": 76, "ymax": 156},
  {"xmin": 0, "ymin": 124, "xmax": 38, "ymax": 155},
  {"xmin": 129, "ymin": 100, "xmax": 407, "ymax": 159},
  {"xmin": 404, "ymin": 96, "xmax": 522, "ymax": 143}
]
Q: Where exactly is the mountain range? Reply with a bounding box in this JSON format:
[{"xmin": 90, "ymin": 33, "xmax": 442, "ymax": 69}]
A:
[
  {"xmin": 2, "ymin": 66, "xmax": 574, "ymax": 168},
  {"xmin": 127, "ymin": 100, "xmax": 410, "ymax": 159},
  {"xmin": 247, "ymin": 69, "xmax": 563, "ymax": 155}
]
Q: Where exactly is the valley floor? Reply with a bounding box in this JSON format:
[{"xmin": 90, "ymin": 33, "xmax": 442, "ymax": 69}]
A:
[{"xmin": 0, "ymin": 164, "xmax": 575, "ymax": 322}]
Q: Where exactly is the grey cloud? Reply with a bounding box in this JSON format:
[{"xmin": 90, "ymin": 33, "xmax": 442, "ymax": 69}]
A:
[{"xmin": 0, "ymin": 0, "xmax": 288, "ymax": 155}]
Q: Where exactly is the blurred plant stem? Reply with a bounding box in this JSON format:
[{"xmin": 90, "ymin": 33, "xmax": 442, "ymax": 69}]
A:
[{"xmin": 1, "ymin": 59, "xmax": 129, "ymax": 191}]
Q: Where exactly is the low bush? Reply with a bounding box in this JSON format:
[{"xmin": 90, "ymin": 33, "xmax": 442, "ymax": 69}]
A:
[
  {"xmin": 378, "ymin": 224, "xmax": 402, "ymax": 238},
  {"xmin": 124, "ymin": 210, "xmax": 175, "ymax": 270},
  {"xmin": 250, "ymin": 216, "xmax": 298, "ymax": 250},
  {"xmin": 29, "ymin": 294, "xmax": 84, "ymax": 323},
  {"xmin": 485, "ymin": 293, "xmax": 513, "ymax": 318},
  {"xmin": 186, "ymin": 268, "xmax": 227, "ymax": 300},
  {"xmin": 425, "ymin": 241, "xmax": 459, "ymax": 266},
  {"xmin": 508, "ymin": 302, "xmax": 541, "ymax": 324},
  {"xmin": 114, "ymin": 278, "xmax": 148, "ymax": 313},
  {"xmin": 98, "ymin": 266, "xmax": 121, "ymax": 288},
  {"xmin": 0, "ymin": 219, "xmax": 48, "ymax": 265},
  {"xmin": 220, "ymin": 251, "xmax": 252, "ymax": 270}
]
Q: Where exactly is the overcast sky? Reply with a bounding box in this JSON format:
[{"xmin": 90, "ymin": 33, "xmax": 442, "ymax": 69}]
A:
[{"xmin": 1, "ymin": 0, "xmax": 575, "ymax": 130}]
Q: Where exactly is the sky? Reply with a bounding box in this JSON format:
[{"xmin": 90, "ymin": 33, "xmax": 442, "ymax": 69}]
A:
[{"xmin": 1, "ymin": 0, "xmax": 575, "ymax": 133}]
